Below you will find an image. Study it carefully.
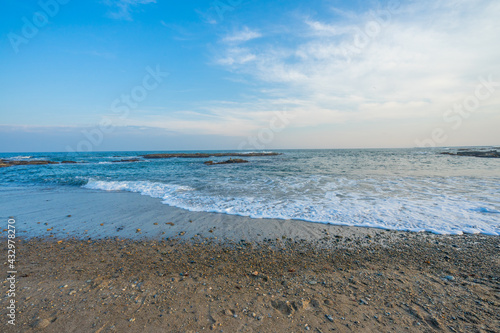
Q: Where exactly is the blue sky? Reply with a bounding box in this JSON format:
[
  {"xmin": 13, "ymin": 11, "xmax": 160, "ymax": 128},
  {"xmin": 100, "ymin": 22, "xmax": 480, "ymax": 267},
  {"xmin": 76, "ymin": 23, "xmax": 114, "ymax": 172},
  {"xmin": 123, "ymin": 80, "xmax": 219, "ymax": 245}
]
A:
[{"xmin": 1, "ymin": 0, "xmax": 499, "ymax": 152}]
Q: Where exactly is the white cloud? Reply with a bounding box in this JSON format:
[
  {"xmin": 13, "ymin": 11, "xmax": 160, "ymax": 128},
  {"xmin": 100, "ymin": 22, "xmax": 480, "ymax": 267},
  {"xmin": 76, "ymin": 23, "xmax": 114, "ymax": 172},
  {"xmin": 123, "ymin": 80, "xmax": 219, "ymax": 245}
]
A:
[
  {"xmin": 223, "ymin": 27, "xmax": 262, "ymax": 43},
  {"xmin": 217, "ymin": 47, "xmax": 256, "ymax": 66},
  {"xmin": 212, "ymin": 0, "xmax": 500, "ymax": 147},
  {"xmin": 105, "ymin": 0, "xmax": 156, "ymax": 21}
]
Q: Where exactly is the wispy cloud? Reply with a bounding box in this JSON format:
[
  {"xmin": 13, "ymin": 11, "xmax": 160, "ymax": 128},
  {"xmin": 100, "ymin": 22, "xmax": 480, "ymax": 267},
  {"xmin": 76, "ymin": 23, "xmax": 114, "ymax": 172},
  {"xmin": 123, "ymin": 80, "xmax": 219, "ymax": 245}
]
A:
[
  {"xmin": 212, "ymin": 0, "xmax": 500, "ymax": 142},
  {"xmin": 105, "ymin": 0, "xmax": 156, "ymax": 21},
  {"xmin": 223, "ymin": 27, "xmax": 262, "ymax": 43}
]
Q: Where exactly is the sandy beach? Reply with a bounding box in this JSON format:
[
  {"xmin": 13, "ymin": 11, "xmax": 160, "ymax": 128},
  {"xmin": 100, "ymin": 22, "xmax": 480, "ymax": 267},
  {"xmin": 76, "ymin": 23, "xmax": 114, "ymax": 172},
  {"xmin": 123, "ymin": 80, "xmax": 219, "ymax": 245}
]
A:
[{"xmin": 1, "ymin": 187, "xmax": 499, "ymax": 332}]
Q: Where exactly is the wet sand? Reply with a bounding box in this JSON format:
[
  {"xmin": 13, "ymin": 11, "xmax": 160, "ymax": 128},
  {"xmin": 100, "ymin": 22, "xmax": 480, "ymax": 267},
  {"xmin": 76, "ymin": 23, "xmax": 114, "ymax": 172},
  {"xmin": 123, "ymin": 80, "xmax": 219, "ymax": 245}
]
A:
[{"xmin": 0, "ymin": 187, "xmax": 499, "ymax": 332}]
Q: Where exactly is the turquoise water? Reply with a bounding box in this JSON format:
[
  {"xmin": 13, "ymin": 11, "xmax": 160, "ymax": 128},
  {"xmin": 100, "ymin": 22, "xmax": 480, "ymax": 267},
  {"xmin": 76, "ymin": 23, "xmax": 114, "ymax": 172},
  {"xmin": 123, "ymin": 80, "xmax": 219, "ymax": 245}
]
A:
[{"xmin": 1, "ymin": 148, "xmax": 499, "ymax": 235}]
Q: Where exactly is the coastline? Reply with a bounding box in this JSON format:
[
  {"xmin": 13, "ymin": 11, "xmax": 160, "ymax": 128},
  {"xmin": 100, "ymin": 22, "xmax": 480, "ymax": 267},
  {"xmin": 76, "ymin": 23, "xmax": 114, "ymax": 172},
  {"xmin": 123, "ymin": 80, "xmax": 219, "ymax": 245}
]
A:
[
  {"xmin": 1, "ymin": 186, "xmax": 499, "ymax": 332},
  {"xmin": 0, "ymin": 185, "xmax": 402, "ymax": 244}
]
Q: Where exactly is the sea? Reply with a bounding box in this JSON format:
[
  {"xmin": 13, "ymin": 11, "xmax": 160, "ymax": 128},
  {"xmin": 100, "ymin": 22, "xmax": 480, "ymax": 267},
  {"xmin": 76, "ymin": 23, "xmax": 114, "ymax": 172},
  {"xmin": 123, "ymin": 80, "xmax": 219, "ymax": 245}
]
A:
[{"xmin": 1, "ymin": 148, "xmax": 499, "ymax": 235}]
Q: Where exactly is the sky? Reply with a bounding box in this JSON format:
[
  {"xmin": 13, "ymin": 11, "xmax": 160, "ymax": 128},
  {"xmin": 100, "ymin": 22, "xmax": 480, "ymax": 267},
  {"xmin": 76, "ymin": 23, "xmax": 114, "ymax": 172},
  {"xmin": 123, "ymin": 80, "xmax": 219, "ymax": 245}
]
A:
[{"xmin": 0, "ymin": 0, "xmax": 499, "ymax": 152}]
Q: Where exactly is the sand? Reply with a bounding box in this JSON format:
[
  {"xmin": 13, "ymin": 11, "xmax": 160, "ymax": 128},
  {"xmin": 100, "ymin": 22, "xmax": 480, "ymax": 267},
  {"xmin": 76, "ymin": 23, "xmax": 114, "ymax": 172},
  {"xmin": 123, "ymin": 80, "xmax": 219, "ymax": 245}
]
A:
[
  {"xmin": 0, "ymin": 186, "xmax": 389, "ymax": 243},
  {"xmin": 0, "ymin": 186, "xmax": 499, "ymax": 332}
]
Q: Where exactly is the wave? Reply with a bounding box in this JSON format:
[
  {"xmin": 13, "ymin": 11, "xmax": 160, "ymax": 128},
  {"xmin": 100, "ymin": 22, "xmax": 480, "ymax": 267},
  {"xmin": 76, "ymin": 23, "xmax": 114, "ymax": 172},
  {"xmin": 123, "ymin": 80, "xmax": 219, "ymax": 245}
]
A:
[
  {"xmin": 84, "ymin": 180, "xmax": 193, "ymax": 199},
  {"xmin": 82, "ymin": 180, "xmax": 500, "ymax": 236},
  {"xmin": 8, "ymin": 155, "xmax": 32, "ymax": 160}
]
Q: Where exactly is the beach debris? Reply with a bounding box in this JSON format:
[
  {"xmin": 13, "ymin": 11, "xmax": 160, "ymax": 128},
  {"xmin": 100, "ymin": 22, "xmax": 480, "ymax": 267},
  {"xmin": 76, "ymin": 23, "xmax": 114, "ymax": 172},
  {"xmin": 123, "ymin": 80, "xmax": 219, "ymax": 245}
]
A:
[
  {"xmin": 179, "ymin": 232, "xmax": 186, "ymax": 236},
  {"xmin": 136, "ymin": 229, "xmax": 141, "ymax": 233},
  {"xmin": 153, "ymin": 223, "xmax": 158, "ymax": 225},
  {"xmin": 251, "ymin": 271, "xmax": 259, "ymax": 276},
  {"xmin": 129, "ymin": 318, "xmax": 135, "ymax": 322},
  {"xmin": 288, "ymin": 269, "xmax": 296, "ymax": 273},
  {"xmin": 308, "ymin": 280, "xmax": 317, "ymax": 285},
  {"xmin": 47, "ymin": 228, "xmax": 53, "ymax": 231},
  {"xmin": 444, "ymin": 275, "xmax": 455, "ymax": 281},
  {"xmin": 166, "ymin": 222, "xmax": 174, "ymax": 226},
  {"xmin": 100, "ymin": 223, "xmax": 104, "ymax": 226},
  {"xmin": 69, "ymin": 290, "xmax": 76, "ymax": 295},
  {"xmin": 57, "ymin": 240, "xmax": 63, "ymax": 244},
  {"xmin": 66, "ymin": 215, "xmax": 72, "ymax": 217},
  {"xmin": 325, "ymin": 314, "xmax": 334, "ymax": 322}
]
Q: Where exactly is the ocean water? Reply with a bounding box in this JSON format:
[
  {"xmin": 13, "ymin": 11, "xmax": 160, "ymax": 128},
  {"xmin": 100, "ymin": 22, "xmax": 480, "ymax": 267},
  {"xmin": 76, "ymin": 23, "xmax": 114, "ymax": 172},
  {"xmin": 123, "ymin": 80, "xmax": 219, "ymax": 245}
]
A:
[{"xmin": 1, "ymin": 148, "xmax": 499, "ymax": 235}]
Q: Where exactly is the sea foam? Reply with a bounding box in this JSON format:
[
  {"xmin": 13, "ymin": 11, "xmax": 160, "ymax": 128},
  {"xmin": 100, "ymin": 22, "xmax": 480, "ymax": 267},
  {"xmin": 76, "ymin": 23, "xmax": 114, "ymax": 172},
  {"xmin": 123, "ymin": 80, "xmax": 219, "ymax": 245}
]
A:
[{"xmin": 83, "ymin": 178, "xmax": 500, "ymax": 236}]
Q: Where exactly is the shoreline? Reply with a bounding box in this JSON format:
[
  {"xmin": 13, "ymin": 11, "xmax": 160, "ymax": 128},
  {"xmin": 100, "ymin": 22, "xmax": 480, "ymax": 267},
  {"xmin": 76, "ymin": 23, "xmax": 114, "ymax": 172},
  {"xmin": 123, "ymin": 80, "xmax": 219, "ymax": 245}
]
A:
[
  {"xmin": 0, "ymin": 185, "xmax": 496, "ymax": 243},
  {"xmin": 1, "ymin": 186, "xmax": 499, "ymax": 332},
  {"xmin": 0, "ymin": 185, "xmax": 408, "ymax": 244}
]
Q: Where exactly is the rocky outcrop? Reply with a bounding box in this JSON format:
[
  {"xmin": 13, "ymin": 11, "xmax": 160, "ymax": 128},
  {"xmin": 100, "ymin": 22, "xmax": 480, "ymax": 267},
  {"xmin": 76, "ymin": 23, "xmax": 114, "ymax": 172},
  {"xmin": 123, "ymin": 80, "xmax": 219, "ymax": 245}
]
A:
[
  {"xmin": 204, "ymin": 159, "xmax": 249, "ymax": 165},
  {"xmin": 440, "ymin": 150, "xmax": 500, "ymax": 158},
  {"xmin": 112, "ymin": 158, "xmax": 141, "ymax": 163},
  {"xmin": 0, "ymin": 159, "xmax": 78, "ymax": 168},
  {"xmin": 142, "ymin": 152, "xmax": 281, "ymax": 159}
]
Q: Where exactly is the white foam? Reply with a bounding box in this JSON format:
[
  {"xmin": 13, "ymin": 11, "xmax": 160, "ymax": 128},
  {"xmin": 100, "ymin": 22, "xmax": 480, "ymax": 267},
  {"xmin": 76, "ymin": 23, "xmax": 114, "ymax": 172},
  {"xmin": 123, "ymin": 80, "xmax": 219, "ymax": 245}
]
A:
[
  {"xmin": 82, "ymin": 178, "xmax": 500, "ymax": 236},
  {"xmin": 9, "ymin": 155, "xmax": 32, "ymax": 160}
]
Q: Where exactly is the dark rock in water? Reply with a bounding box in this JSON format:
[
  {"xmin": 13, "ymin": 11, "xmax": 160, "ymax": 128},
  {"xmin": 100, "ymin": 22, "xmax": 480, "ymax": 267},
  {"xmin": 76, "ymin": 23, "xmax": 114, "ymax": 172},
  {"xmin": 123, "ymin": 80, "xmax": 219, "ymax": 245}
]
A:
[
  {"xmin": 61, "ymin": 161, "xmax": 78, "ymax": 164},
  {"xmin": 204, "ymin": 159, "xmax": 249, "ymax": 165},
  {"xmin": 112, "ymin": 158, "xmax": 140, "ymax": 163},
  {"xmin": 439, "ymin": 150, "xmax": 500, "ymax": 158},
  {"xmin": 141, "ymin": 152, "xmax": 281, "ymax": 159},
  {"xmin": 0, "ymin": 159, "xmax": 60, "ymax": 168}
]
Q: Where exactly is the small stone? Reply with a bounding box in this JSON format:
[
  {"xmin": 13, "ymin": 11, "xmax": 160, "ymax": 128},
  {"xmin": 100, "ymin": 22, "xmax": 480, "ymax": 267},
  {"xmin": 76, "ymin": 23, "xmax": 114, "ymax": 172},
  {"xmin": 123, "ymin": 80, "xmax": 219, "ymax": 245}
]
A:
[
  {"xmin": 308, "ymin": 280, "xmax": 317, "ymax": 285},
  {"xmin": 153, "ymin": 223, "xmax": 158, "ymax": 225},
  {"xmin": 136, "ymin": 229, "xmax": 141, "ymax": 233},
  {"xmin": 251, "ymin": 271, "xmax": 259, "ymax": 276},
  {"xmin": 34, "ymin": 319, "xmax": 51, "ymax": 329},
  {"xmin": 359, "ymin": 299, "xmax": 368, "ymax": 305},
  {"xmin": 444, "ymin": 275, "xmax": 455, "ymax": 281},
  {"xmin": 69, "ymin": 290, "xmax": 76, "ymax": 295},
  {"xmin": 325, "ymin": 314, "xmax": 334, "ymax": 322},
  {"xmin": 129, "ymin": 318, "xmax": 135, "ymax": 322}
]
